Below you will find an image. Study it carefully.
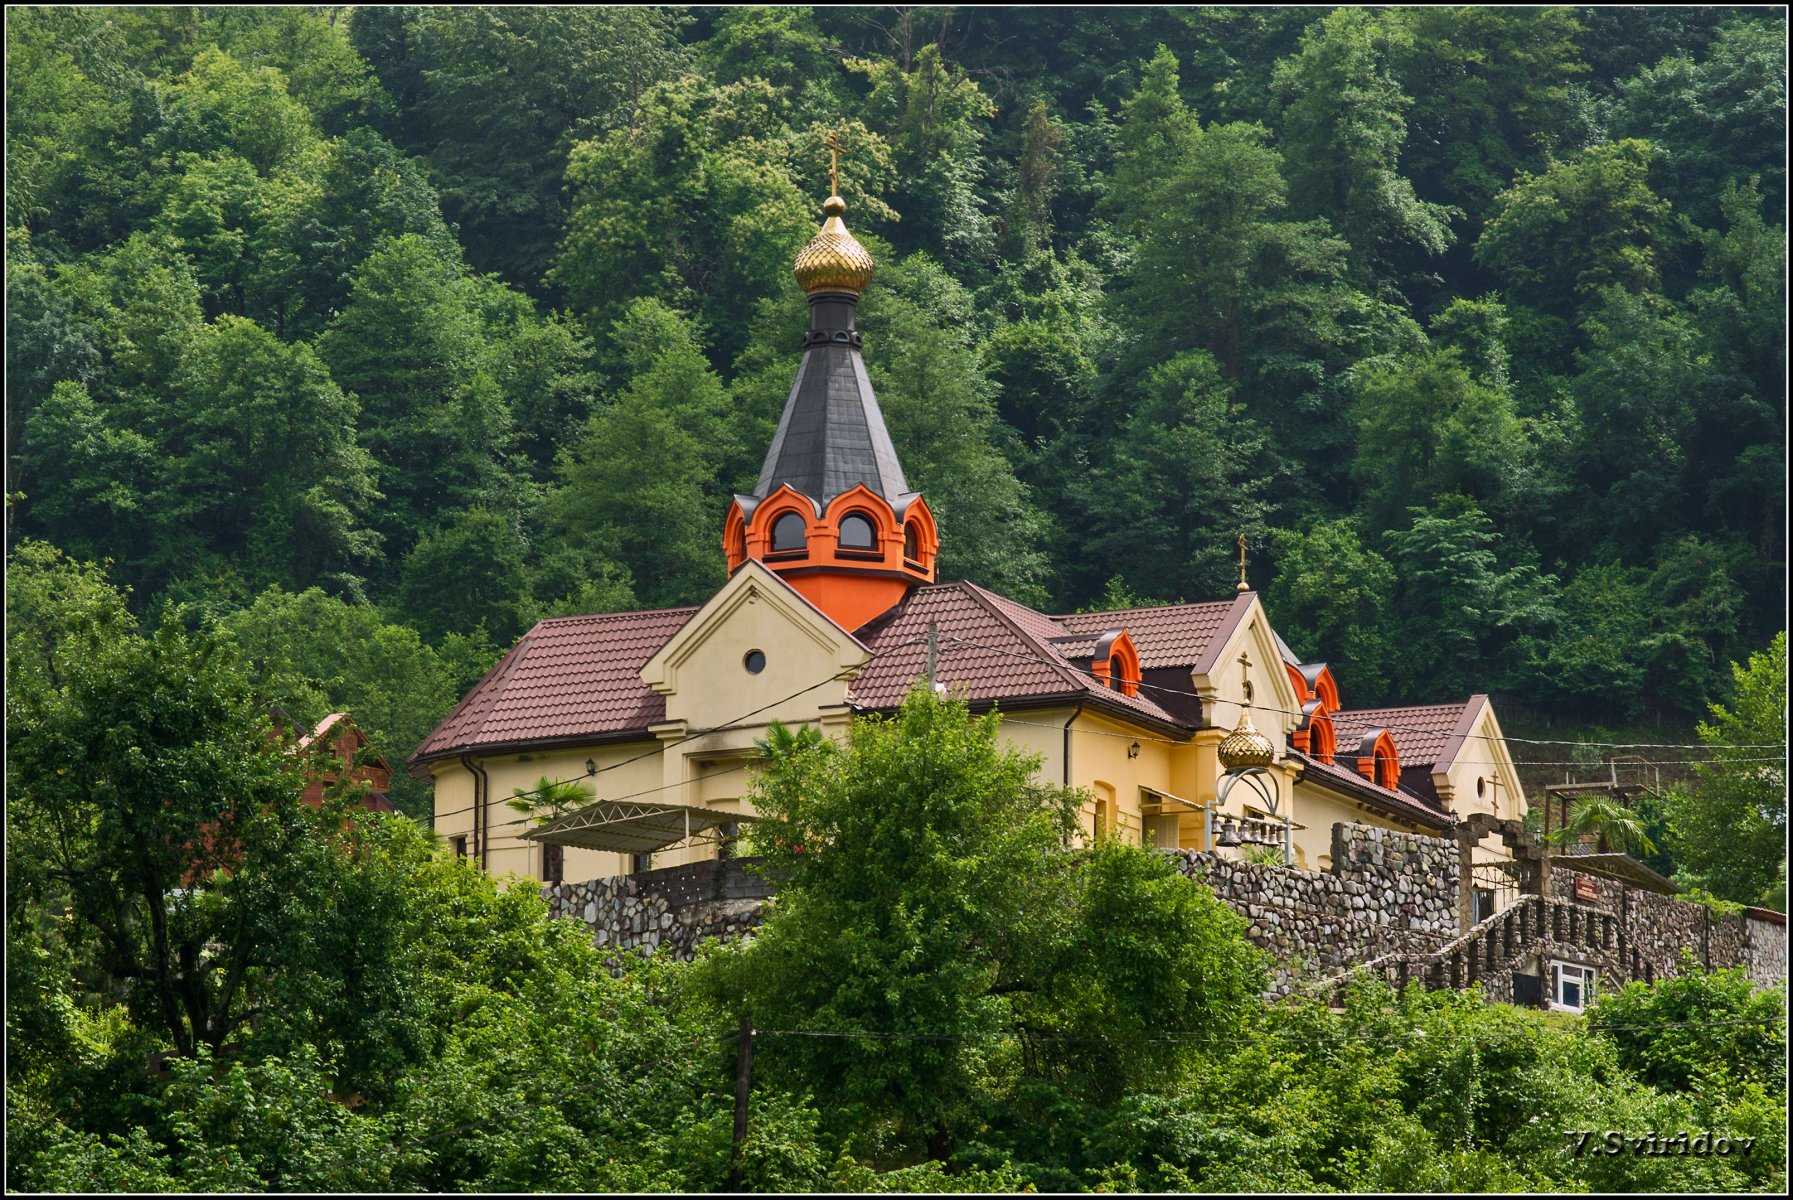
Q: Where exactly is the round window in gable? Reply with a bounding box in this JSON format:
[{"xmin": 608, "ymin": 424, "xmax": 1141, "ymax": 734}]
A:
[{"xmin": 744, "ymin": 649, "xmax": 766, "ymax": 675}]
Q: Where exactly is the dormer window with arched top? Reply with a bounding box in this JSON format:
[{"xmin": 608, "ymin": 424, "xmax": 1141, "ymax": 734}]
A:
[
  {"xmin": 1353, "ymin": 728, "xmax": 1400, "ymax": 790},
  {"xmin": 769, "ymin": 511, "xmax": 808, "ymax": 556},
  {"xmin": 903, "ymin": 521, "xmax": 920, "ymax": 563},
  {"xmin": 1091, "ymin": 630, "xmax": 1142, "ymax": 698},
  {"xmin": 838, "ymin": 511, "xmax": 878, "ymax": 554}
]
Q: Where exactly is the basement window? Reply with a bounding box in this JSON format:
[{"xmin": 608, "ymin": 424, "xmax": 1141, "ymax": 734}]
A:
[
  {"xmin": 1551, "ymin": 961, "xmax": 1597, "ymax": 1013},
  {"xmin": 452, "ymin": 835, "xmax": 468, "ymax": 859}
]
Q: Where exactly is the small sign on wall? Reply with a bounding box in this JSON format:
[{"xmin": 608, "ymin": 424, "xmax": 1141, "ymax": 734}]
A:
[{"xmin": 1574, "ymin": 875, "xmax": 1598, "ymax": 902}]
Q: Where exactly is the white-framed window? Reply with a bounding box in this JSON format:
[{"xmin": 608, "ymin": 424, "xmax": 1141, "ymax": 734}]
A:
[{"xmin": 1551, "ymin": 961, "xmax": 1598, "ymax": 1012}]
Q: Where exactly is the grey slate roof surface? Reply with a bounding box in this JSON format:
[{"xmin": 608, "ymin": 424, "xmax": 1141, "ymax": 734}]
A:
[{"xmin": 754, "ymin": 343, "xmax": 908, "ymax": 506}]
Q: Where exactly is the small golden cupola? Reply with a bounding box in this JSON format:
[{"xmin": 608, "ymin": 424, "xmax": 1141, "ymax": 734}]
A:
[
  {"xmin": 793, "ymin": 193, "xmax": 876, "ymax": 297},
  {"xmin": 722, "ymin": 144, "xmax": 937, "ymax": 633},
  {"xmin": 1217, "ymin": 710, "xmax": 1276, "ymax": 772}
]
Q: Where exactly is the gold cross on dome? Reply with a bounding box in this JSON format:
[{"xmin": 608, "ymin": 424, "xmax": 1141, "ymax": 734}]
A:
[
  {"xmin": 824, "ymin": 130, "xmax": 843, "ymax": 195},
  {"xmin": 1236, "ymin": 533, "xmax": 1250, "ymax": 593}
]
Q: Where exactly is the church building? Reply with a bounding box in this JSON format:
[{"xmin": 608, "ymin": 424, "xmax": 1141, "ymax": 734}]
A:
[{"xmin": 414, "ymin": 181, "xmax": 1529, "ymax": 883}]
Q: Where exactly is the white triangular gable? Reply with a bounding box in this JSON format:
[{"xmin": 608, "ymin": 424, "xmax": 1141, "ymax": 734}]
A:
[
  {"xmin": 1192, "ymin": 594, "xmax": 1306, "ymax": 746},
  {"xmin": 640, "ymin": 560, "xmax": 870, "ymax": 729},
  {"xmin": 1433, "ymin": 696, "xmax": 1528, "ymax": 818}
]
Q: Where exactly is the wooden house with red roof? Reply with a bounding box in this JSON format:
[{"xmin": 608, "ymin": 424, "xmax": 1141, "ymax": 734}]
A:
[{"xmin": 414, "ymin": 181, "xmax": 1529, "ymax": 882}]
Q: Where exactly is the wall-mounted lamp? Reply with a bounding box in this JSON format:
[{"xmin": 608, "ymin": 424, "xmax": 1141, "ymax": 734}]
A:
[
  {"xmin": 1128, "ymin": 741, "xmax": 1141, "ymax": 759},
  {"xmin": 585, "ymin": 758, "xmax": 597, "ymax": 776}
]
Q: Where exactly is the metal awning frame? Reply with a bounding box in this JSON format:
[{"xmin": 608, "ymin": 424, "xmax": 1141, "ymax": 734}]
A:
[{"xmin": 521, "ymin": 798, "xmax": 760, "ymax": 855}]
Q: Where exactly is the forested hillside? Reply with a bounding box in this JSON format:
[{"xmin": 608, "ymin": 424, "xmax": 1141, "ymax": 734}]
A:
[{"xmin": 7, "ymin": 7, "xmax": 1786, "ymax": 810}]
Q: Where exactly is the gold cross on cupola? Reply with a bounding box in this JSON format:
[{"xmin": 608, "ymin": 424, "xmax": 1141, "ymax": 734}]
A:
[
  {"xmin": 1236, "ymin": 532, "xmax": 1250, "ymax": 593},
  {"xmin": 825, "ymin": 129, "xmax": 844, "ymax": 196}
]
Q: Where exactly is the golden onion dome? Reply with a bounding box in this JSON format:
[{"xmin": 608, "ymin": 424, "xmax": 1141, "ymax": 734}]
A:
[
  {"xmin": 1217, "ymin": 709, "xmax": 1276, "ymax": 772},
  {"xmin": 793, "ymin": 194, "xmax": 875, "ymax": 297}
]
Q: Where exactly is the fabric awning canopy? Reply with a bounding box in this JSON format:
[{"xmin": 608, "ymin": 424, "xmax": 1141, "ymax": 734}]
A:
[{"xmin": 521, "ymin": 798, "xmax": 757, "ymax": 854}]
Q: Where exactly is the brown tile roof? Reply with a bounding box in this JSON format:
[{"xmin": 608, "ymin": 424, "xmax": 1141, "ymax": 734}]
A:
[
  {"xmin": 851, "ymin": 582, "xmax": 1185, "ymax": 729},
  {"xmin": 1055, "ymin": 597, "xmax": 1242, "ymax": 669},
  {"xmin": 1333, "ymin": 700, "xmax": 1482, "ymax": 767},
  {"xmin": 1291, "ymin": 750, "xmax": 1452, "ymax": 830},
  {"xmin": 415, "ymin": 582, "xmax": 1233, "ymax": 767},
  {"xmin": 411, "ymin": 606, "xmax": 697, "ymax": 764}
]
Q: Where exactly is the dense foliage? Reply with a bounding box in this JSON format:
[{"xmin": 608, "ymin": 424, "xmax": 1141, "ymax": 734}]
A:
[
  {"xmin": 4, "ymin": 9, "xmax": 1788, "ymax": 1190},
  {"xmin": 5, "ymin": 7, "xmax": 1785, "ymax": 806},
  {"xmin": 7, "ymin": 608, "xmax": 1785, "ymax": 1191}
]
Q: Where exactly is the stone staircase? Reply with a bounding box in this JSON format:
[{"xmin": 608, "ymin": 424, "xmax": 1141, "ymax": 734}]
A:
[{"xmin": 1322, "ymin": 894, "xmax": 1623, "ymax": 1007}]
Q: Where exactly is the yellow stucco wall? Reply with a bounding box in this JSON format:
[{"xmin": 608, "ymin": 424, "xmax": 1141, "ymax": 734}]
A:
[{"xmin": 428, "ymin": 584, "xmax": 1520, "ymax": 888}]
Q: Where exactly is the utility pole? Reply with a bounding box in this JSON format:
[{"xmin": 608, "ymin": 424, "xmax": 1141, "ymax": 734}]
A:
[{"xmin": 728, "ymin": 1014, "xmax": 754, "ymax": 1189}]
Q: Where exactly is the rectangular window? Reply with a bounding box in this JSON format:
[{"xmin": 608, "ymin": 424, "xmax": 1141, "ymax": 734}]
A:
[
  {"xmin": 452, "ymin": 835, "xmax": 468, "ymax": 859},
  {"xmin": 543, "ymin": 842, "xmax": 564, "ymax": 884},
  {"xmin": 1552, "ymin": 961, "xmax": 1597, "ymax": 1012},
  {"xmin": 631, "ymin": 851, "xmax": 653, "ymax": 875},
  {"xmin": 1473, "ymin": 888, "xmax": 1496, "ymax": 923}
]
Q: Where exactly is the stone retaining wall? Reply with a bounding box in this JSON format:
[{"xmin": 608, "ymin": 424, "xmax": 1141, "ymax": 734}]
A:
[
  {"xmin": 1746, "ymin": 910, "xmax": 1788, "ymax": 989},
  {"xmin": 542, "ymin": 857, "xmax": 770, "ymax": 965},
  {"xmin": 1547, "ymin": 865, "xmax": 1780, "ymax": 990},
  {"xmin": 1170, "ymin": 824, "xmax": 1459, "ymax": 995},
  {"xmin": 540, "ymin": 826, "xmax": 1787, "ymax": 998}
]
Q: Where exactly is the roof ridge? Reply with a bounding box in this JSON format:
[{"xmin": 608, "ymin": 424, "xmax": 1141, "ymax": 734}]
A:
[
  {"xmin": 954, "ymin": 581, "xmax": 1089, "ymax": 693},
  {"xmin": 1054, "ymin": 597, "xmax": 1234, "ymax": 620},
  {"xmin": 1335, "ymin": 701, "xmax": 1472, "ymax": 717},
  {"xmin": 533, "ymin": 603, "xmax": 703, "ymax": 626},
  {"xmin": 414, "ymin": 630, "xmax": 536, "ymax": 760}
]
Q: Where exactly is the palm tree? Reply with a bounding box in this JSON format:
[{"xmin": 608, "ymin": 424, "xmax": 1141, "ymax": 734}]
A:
[
  {"xmin": 507, "ymin": 775, "xmax": 594, "ymax": 822},
  {"xmin": 1548, "ymin": 792, "xmax": 1656, "ymax": 857}
]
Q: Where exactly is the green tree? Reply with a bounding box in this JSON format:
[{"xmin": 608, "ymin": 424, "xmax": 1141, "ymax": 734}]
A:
[
  {"xmin": 263, "ymin": 127, "xmax": 460, "ymax": 339},
  {"xmin": 857, "ymin": 255, "xmax": 1053, "ymax": 602},
  {"xmin": 1664, "ymin": 632, "xmax": 1787, "ymax": 906},
  {"xmin": 1567, "ymin": 287, "xmax": 1709, "ymax": 555},
  {"xmin": 851, "ymin": 44, "xmax": 998, "ymax": 264},
  {"xmin": 1607, "ymin": 17, "xmax": 1787, "ymax": 228},
  {"xmin": 165, "ymin": 314, "xmax": 381, "ymax": 595},
  {"xmin": 316, "ymin": 234, "xmax": 517, "ymax": 567},
  {"xmin": 216, "ymin": 585, "xmax": 492, "ymax": 819},
  {"xmin": 159, "ymin": 47, "xmax": 320, "ymax": 175},
  {"xmin": 1547, "ymin": 792, "xmax": 1657, "ymax": 856},
  {"xmin": 1271, "ymin": 8, "xmax": 1455, "ymax": 288},
  {"xmin": 551, "ymin": 74, "xmax": 867, "ymax": 364},
  {"xmin": 1349, "ymin": 346, "xmax": 1537, "ymax": 531},
  {"xmin": 1074, "ymin": 350, "xmax": 1269, "ymax": 603},
  {"xmin": 709, "ymin": 690, "xmax": 1083, "ymax": 1154},
  {"xmin": 547, "ymin": 302, "xmax": 736, "ymax": 609},
  {"xmin": 350, "ymin": 6, "xmax": 685, "ymax": 292},
  {"xmin": 1266, "ymin": 519, "xmax": 1398, "ymax": 702},
  {"xmin": 1382, "ymin": 495, "xmax": 1560, "ymax": 699},
  {"xmin": 7, "ymin": 612, "xmax": 333, "ymax": 1058},
  {"xmin": 397, "ymin": 507, "xmax": 533, "ymax": 644},
  {"xmin": 201, "ymin": 7, "xmax": 392, "ymax": 135},
  {"xmin": 1587, "ymin": 961, "xmax": 1786, "ymax": 1093},
  {"xmin": 1474, "ymin": 139, "xmax": 1671, "ymax": 319}
]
